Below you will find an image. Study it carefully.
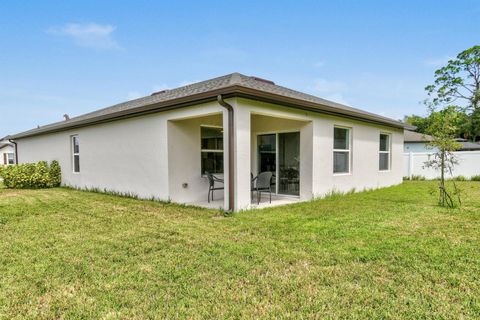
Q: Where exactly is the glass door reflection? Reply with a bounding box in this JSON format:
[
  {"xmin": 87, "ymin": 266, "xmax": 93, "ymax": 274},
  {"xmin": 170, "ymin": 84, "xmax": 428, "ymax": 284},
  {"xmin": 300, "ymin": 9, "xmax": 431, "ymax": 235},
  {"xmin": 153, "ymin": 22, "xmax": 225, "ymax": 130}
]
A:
[{"xmin": 278, "ymin": 132, "xmax": 300, "ymax": 196}]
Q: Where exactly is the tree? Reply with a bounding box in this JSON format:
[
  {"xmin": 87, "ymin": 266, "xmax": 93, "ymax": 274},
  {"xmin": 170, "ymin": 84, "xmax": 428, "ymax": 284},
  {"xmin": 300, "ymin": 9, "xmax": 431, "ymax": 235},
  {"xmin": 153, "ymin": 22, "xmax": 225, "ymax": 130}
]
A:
[
  {"xmin": 404, "ymin": 110, "xmax": 467, "ymax": 136},
  {"xmin": 466, "ymin": 108, "xmax": 480, "ymax": 140},
  {"xmin": 403, "ymin": 114, "xmax": 432, "ymax": 134},
  {"xmin": 423, "ymin": 106, "xmax": 463, "ymax": 207},
  {"xmin": 425, "ymin": 45, "xmax": 480, "ymax": 141}
]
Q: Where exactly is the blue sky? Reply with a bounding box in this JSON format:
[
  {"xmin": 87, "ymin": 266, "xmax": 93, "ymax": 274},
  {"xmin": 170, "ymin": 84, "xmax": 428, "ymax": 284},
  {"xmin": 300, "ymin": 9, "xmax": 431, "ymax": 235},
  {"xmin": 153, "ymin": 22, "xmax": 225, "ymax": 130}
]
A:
[{"xmin": 0, "ymin": 0, "xmax": 478, "ymax": 137}]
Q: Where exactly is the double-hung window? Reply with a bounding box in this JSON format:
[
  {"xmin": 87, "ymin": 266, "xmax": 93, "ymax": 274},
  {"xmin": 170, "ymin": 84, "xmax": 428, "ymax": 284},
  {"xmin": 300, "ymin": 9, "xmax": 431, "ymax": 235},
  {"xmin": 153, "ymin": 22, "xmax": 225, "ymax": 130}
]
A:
[
  {"xmin": 379, "ymin": 133, "xmax": 391, "ymax": 171},
  {"xmin": 71, "ymin": 135, "xmax": 80, "ymax": 173},
  {"xmin": 201, "ymin": 126, "xmax": 223, "ymax": 175},
  {"xmin": 7, "ymin": 153, "xmax": 14, "ymax": 165},
  {"xmin": 333, "ymin": 127, "xmax": 351, "ymax": 174}
]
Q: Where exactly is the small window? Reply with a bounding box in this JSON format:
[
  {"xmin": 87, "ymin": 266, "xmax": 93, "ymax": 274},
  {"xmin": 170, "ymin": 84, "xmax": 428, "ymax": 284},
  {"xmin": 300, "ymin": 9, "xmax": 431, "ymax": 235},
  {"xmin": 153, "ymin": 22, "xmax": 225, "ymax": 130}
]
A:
[
  {"xmin": 7, "ymin": 153, "xmax": 14, "ymax": 165},
  {"xmin": 201, "ymin": 126, "xmax": 223, "ymax": 175},
  {"xmin": 71, "ymin": 135, "xmax": 80, "ymax": 173},
  {"xmin": 333, "ymin": 127, "xmax": 351, "ymax": 174},
  {"xmin": 379, "ymin": 133, "xmax": 391, "ymax": 171}
]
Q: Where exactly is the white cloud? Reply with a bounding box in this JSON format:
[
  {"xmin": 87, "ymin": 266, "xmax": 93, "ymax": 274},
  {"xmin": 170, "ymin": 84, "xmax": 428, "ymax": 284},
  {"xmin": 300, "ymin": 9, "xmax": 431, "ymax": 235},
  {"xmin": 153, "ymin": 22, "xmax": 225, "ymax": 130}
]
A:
[
  {"xmin": 47, "ymin": 23, "xmax": 119, "ymax": 49},
  {"xmin": 313, "ymin": 61, "xmax": 325, "ymax": 68},
  {"xmin": 423, "ymin": 56, "xmax": 453, "ymax": 67}
]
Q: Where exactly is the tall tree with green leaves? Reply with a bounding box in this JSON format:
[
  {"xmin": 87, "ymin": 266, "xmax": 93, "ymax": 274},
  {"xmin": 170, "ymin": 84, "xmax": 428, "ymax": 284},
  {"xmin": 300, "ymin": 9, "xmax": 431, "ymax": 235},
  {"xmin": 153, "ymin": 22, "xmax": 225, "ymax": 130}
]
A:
[
  {"xmin": 404, "ymin": 110, "xmax": 468, "ymax": 136},
  {"xmin": 425, "ymin": 45, "xmax": 480, "ymax": 141},
  {"xmin": 423, "ymin": 106, "xmax": 462, "ymax": 208},
  {"xmin": 403, "ymin": 114, "xmax": 432, "ymax": 134}
]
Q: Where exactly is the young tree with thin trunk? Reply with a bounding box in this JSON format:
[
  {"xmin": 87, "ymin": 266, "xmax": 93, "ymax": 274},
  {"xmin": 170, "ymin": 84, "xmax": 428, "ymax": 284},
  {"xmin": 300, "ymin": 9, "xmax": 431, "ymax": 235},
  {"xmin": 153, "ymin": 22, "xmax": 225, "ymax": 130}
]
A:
[{"xmin": 423, "ymin": 106, "xmax": 462, "ymax": 207}]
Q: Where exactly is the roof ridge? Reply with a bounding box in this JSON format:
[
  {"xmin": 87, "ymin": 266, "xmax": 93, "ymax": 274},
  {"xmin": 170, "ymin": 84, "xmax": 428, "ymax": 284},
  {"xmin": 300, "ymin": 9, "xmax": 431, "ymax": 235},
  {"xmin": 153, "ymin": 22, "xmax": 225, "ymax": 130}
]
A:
[
  {"xmin": 46, "ymin": 73, "xmax": 241, "ymax": 125},
  {"xmin": 229, "ymin": 72, "xmax": 244, "ymax": 85},
  {"xmin": 11, "ymin": 72, "xmax": 411, "ymax": 139},
  {"xmin": 173, "ymin": 73, "xmax": 237, "ymax": 90}
]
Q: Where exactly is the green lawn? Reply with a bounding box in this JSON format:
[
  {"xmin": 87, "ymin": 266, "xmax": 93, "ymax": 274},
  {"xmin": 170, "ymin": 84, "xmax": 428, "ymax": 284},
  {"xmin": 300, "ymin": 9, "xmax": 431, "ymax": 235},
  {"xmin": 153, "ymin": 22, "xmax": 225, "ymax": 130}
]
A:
[{"xmin": 0, "ymin": 182, "xmax": 479, "ymax": 319}]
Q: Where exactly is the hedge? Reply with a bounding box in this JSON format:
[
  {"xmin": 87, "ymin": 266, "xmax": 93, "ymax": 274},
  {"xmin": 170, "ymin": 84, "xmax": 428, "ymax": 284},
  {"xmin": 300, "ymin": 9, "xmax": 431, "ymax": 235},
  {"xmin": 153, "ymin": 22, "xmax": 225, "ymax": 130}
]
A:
[{"xmin": 0, "ymin": 160, "xmax": 61, "ymax": 189}]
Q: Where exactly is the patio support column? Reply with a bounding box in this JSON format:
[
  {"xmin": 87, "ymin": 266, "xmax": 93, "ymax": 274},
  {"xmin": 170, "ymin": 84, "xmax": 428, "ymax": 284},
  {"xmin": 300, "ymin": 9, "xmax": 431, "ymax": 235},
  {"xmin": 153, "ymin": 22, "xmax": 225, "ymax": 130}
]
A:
[
  {"xmin": 300, "ymin": 122, "xmax": 313, "ymax": 200},
  {"xmin": 311, "ymin": 118, "xmax": 330, "ymax": 197},
  {"xmin": 233, "ymin": 102, "xmax": 251, "ymax": 210},
  {"xmin": 221, "ymin": 107, "xmax": 231, "ymax": 210}
]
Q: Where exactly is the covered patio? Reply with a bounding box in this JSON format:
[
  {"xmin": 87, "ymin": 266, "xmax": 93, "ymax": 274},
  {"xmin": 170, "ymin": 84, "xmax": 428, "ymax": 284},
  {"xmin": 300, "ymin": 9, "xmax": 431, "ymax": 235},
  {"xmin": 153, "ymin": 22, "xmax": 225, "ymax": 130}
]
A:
[{"xmin": 167, "ymin": 102, "xmax": 312, "ymax": 210}]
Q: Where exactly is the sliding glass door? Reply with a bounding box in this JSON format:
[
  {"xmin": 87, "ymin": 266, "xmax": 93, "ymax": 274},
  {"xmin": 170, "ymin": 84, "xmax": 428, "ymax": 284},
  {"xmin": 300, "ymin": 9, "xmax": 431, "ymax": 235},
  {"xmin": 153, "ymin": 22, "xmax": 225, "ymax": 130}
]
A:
[
  {"xmin": 278, "ymin": 132, "xmax": 300, "ymax": 195},
  {"xmin": 258, "ymin": 134, "xmax": 276, "ymax": 173},
  {"xmin": 257, "ymin": 132, "xmax": 300, "ymax": 196}
]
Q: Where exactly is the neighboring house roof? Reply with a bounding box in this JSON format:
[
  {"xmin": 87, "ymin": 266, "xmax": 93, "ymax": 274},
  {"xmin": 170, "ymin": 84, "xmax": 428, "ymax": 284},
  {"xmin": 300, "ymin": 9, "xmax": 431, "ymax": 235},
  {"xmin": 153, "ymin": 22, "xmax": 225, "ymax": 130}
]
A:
[
  {"xmin": 404, "ymin": 130, "xmax": 434, "ymax": 143},
  {"xmin": 0, "ymin": 142, "xmax": 13, "ymax": 150},
  {"xmin": 11, "ymin": 73, "xmax": 411, "ymax": 139},
  {"xmin": 0, "ymin": 136, "xmax": 13, "ymax": 150},
  {"xmin": 405, "ymin": 130, "xmax": 480, "ymax": 151},
  {"xmin": 459, "ymin": 141, "xmax": 480, "ymax": 151}
]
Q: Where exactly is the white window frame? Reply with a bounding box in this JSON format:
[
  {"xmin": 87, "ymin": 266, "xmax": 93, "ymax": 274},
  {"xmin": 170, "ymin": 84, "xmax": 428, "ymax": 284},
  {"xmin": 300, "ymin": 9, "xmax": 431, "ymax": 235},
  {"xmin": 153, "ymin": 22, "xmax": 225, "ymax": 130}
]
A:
[
  {"xmin": 200, "ymin": 125, "xmax": 224, "ymax": 175},
  {"xmin": 71, "ymin": 135, "xmax": 80, "ymax": 173},
  {"xmin": 379, "ymin": 133, "xmax": 391, "ymax": 172},
  {"xmin": 7, "ymin": 153, "xmax": 15, "ymax": 165},
  {"xmin": 333, "ymin": 126, "xmax": 352, "ymax": 175}
]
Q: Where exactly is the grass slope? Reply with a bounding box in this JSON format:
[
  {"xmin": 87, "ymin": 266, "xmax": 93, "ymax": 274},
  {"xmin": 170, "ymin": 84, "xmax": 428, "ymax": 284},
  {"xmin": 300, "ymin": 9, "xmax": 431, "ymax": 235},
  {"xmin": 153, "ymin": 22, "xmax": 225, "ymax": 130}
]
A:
[{"xmin": 0, "ymin": 181, "xmax": 479, "ymax": 319}]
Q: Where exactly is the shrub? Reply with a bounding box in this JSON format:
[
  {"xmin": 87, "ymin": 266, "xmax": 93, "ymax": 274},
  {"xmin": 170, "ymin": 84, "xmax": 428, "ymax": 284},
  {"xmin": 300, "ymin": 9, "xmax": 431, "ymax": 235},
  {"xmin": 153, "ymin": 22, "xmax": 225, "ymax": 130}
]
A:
[
  {"xmin": 471, "ymin": 175, "xmax": 480, "ymax": 181},
  {"xmin": 34, "ymin": 161, "xmax": 50, "ymax": 188},
  {"xmin": 453, "ymin": 175, "xmax": 467, "ymax": 181},
  {"xmin": 49, "ymin": 160, "xmax": 61, "ymax": 187},
  {"xmin": 0, "ymin": 161, "xmax": 62, "ymax": 189}
]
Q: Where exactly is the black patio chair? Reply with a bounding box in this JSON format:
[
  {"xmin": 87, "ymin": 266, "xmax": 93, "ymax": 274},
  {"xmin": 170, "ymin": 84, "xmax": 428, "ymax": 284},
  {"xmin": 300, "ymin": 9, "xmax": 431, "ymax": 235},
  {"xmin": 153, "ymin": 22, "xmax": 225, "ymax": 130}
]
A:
[
  {"xmin": 206, "ymin": 172, "xmax": 224, "ymax": 203},
  {"xmin": 251, "ymin": 172, "xmax": 257, "ymax": 200},
  {"xmin": 253, "ymin": 171, "xmax": 273, "ymax": 204}
]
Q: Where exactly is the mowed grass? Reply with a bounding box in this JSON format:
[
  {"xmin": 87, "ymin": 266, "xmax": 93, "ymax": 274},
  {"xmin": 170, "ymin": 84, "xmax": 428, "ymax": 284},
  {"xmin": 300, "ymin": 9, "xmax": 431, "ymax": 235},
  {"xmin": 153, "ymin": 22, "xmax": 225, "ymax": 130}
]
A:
[{"xmin": 0, "ymin": 182, "xmax": 479, "ymax": 319}]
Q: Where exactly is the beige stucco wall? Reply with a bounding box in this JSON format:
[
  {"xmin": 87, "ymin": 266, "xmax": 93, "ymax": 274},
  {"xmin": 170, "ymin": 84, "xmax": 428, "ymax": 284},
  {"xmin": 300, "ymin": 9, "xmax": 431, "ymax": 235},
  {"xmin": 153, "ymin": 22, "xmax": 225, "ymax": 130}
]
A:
[
  {"xmin": 310, "ymin": 112, "xmax": 403, "ymax": 196},
  {"xmin": 15, "ymin": 97, "xmax": 403, "ymax": 210},
  {"xmin": 235, "ymin": 98, "xmax": 403, "ymax": 210},
  {"xmin": 16, "ymin": 101, "xmax": 225, "ymax": 201},
  {"xmin": 167, "ymin": 113, "xmax": 223, "ymax": 204}
]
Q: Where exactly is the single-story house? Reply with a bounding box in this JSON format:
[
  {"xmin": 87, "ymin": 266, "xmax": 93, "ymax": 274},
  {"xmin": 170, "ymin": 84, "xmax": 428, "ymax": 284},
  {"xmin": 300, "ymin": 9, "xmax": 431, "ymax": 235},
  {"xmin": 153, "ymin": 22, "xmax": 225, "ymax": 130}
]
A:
[
  {"xmin": 404, "ymin": 130, "xmax": 480, "ymax": 152},
  {"xmin": 10, "ymin": 73, "xmax": 410, "ymax": 211},
  {"xmin": 0, "ymin": 137, "xmax": 15, "ymax": 166}
]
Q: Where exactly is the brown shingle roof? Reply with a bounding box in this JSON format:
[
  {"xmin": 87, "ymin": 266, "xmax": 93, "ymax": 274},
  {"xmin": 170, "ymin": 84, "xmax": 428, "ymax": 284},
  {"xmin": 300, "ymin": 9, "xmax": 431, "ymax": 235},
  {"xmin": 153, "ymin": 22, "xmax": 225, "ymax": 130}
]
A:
[
  {"xmin": 0, "ymin": 142, "xmax": 13, "ymax": 150},
  {"xmin": 459, "ymin": 141, "xmax": 480, "ymax": 151},
  {"xmin": 404, "ymin": 130, "xmax": 434, "ymax": 142},
  {"xmin": 11, "ymin": 73, "xmax": 411, "ymax": 139}
]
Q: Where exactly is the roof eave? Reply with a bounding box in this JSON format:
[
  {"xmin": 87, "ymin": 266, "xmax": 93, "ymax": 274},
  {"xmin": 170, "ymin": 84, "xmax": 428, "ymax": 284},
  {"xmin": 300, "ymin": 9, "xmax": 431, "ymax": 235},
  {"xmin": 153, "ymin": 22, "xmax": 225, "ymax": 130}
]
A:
[
  {"xmin": 0, "ymin": 144, "xmax": 13, "ymax": 150},
  {"xmin": 232, "ymin": 86, "xmax": 409, "ymax": 130},
  {"xmin": 11, "ymin": 85, "xmax": 410, "ymax": 139}
]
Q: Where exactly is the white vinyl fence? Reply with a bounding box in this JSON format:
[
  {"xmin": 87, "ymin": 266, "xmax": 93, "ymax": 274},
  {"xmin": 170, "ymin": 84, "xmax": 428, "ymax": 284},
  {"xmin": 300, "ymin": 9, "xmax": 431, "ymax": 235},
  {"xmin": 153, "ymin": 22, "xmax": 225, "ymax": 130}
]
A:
[{"xmin": 403, "ymin": 151, "xmax": 480, "ymax": 179}]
